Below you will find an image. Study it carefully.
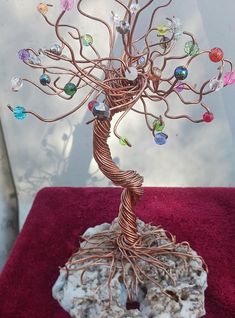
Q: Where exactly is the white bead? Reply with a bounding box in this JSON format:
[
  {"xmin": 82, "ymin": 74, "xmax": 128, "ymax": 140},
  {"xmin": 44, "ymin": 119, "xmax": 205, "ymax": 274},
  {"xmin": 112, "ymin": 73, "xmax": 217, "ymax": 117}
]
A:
[{"xmin": 125, "ymin": 67, "xmax": 138, "ymax": 81}]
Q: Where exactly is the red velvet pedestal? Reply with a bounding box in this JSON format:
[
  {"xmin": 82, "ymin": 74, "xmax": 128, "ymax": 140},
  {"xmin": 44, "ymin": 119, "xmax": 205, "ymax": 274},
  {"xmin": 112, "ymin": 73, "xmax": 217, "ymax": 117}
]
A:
[{"xmin": 0, "ymin": 187, "xmax": 235, "ymax": 318}]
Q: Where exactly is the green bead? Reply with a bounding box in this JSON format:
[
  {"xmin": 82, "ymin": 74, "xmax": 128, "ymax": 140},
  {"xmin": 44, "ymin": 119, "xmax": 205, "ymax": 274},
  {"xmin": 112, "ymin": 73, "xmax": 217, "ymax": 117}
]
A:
[
  {"xmin": 82, "ymin": 34, "xmax": 93, "ymax": 46},
  {"xmin": 119, "ymin": 137, "xmax": 128, "ymax": 146},
  {"xmin": 153, "ymin": 119, "xmax": 165, "ymax": 132},
  {"xmin": 64, "ymin": 83, "xmax": 77, "ymax": 96},
  {"xmin": 184, "ymin": 41, "xmax": 199, "ymax": 56}
]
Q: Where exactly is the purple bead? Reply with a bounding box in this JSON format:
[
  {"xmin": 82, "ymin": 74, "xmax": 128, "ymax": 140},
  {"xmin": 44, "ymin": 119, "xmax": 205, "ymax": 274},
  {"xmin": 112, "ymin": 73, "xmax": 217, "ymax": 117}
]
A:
[
  {"xmin": 174, "ymin": 81, "xmax": 185, "ymax": 93},
  {"xmin": 18, "ymin": 49, "xmax": 30, "ymax": 61},
  {"xmin": 60, "ymin": 0, "xmax": 74, "ymax": 11}
]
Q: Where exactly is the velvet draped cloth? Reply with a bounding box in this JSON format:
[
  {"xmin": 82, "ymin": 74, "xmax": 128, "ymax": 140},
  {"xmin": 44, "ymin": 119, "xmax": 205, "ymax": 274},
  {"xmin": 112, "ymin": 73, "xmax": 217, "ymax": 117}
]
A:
[{"xmin": 0, "ymin": 187, "xmax": 234, "ymax": 318}]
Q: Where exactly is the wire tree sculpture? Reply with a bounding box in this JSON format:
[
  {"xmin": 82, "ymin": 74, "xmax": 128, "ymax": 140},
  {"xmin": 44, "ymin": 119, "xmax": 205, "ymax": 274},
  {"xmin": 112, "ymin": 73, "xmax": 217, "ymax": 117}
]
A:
[{"xmin": 8, "ymin": 0, "xmax": 235, "ymax": 302}]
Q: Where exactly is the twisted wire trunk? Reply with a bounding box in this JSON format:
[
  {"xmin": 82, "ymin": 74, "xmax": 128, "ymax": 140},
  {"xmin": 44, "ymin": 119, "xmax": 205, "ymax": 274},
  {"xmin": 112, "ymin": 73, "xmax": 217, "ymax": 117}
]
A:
[{"xmin": 93, "ymin": 118, "xmax": 144, "ymax": 246}]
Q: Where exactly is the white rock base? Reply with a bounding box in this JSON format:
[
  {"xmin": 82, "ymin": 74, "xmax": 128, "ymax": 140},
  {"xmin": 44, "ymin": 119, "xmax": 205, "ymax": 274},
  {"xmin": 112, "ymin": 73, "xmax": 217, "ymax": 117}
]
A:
[{"xmin": 52, "ymin": 219, "xmax": 207, "ymax": 318}]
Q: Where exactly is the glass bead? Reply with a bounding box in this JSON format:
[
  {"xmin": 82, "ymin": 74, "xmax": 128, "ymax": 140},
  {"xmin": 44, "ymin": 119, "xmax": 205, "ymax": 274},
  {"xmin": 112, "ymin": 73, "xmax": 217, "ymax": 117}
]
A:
[
  {"xmin": 174, "ymin": 66, "xmax": 188, "ymax": 80},
  {"xmin": 138, "ymin": 56, "xmax": 145, "ymax": 65},
  {"xmin": 11, "ymin": 77, "xmax": 23, "ymax": 92},
  {"xmin": 153, "ymin": 119, "xmax": 165, "ymax": 132},
  {"xmin": 88, "ymin": 100, "xmax": 97, "ymax": 111},
  {"xmin": 125, "ymin": 67, "xmax": 138, "ymax": 81},
  {"xmin": 119, "ymin": 137, "xmax": 128, "ymax": 146},
  {"xmin": 37, "ymin": 3, "xmax": 48, "ymax": 15},
  {"xmin": 209, "ymin": 48, "xmax": 224, "ymax": 63},
  {"xmin": 39, "ymin": 74, "xmax": 51, "ymax": 86},
  {"xmin": 160, "ymin": 36, "xmax": 171, "ymax": 50},
  {"xmin": 18, "ymin": 49, "xmax": 30, "ymax": 61},
  {"xmin": 28, "ymin": 55, "xmax": 41, "ymax": 65},
  {"xmin": 154, "ymin": 132, "xmax": 168, "ymax": 145},
  {"xmin": 184, "ymin": 41, "xmax": 199, "ymax": 56},
  {"xmin": 116, "ymin": 20, "xmax": 130, "ymax": 35},
  {"xmin": 203, "ymin": 112, "xmax": 214, "ymax": 123},
  {"xmin": 60, "ymin": 0, "xmax": 74, "ymax": 11},
  {"xmin": 224, "ymin": 72, "xmax": 235, "ymax": 85},
  {"xmin": 130, "ymin": 3, "xmax": 140, "ymax": 14},
  {"xmin": 82, "ymin": 34, "xmax": 93, "ymax": 46},
  {"xmin": 64, "ymin": 83, "xmax": 77, "ymax": 96},
  {"xmin": 13, "ymin": 106, "xmax": 27, "ymax": 120},
  {"xmin": 50, "ymin": 44, "xmax": 62, "ymax": 56},
  {"xmin": 209, "ymin": 78, "xmax": 224, "ymax": 92},
  {"xmin": 148, "ymin": 67, "xmax": 162, "ymax": 81},
  {"xmin": 156, "ymin": 24, "xmax": 168, "ymax": 36},
  {"xmin": 169, "ymin": 17, "xmax": 183, "ymax": 40},
  {"xmin": 92, "ymin": 102, "xmax": 110, "ymax": 119},
  {"xmin": 174, "ymin": 81, "xmax": 185, "ymax": 93},
  {"xmin": 111, "ymin": 13, "xmax": 121, "ymax": 27}
]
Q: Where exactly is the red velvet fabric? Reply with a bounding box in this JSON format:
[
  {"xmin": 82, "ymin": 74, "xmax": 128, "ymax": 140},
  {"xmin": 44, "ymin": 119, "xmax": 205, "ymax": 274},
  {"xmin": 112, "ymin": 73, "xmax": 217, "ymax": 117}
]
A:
[{"xmin": 0, "ymin": 187, "xmax": 235, "ymax": 318}]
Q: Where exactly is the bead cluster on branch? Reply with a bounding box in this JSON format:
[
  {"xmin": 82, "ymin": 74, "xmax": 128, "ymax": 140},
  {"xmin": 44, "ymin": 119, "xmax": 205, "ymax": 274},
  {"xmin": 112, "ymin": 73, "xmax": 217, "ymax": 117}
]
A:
[{"xmin": 9, "ymin": 0, "xmax": 235, "ymax": 146}]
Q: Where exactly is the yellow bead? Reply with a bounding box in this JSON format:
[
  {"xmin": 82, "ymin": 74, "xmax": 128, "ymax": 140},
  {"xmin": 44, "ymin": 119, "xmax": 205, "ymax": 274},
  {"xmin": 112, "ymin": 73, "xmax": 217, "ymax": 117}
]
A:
[
  {"xmin": 37, "ymin": 3, "xmax": 48, "ymax": 15},
  {"xmin": 156, "ymin": 24, "xmax": 168, "ymax": 36}
]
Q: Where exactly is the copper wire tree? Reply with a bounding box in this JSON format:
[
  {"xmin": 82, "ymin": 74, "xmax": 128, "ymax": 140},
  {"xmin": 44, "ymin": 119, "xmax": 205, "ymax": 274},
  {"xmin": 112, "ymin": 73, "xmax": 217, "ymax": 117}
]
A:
[{"xmin": 9, "ymin": 0, "xmax": 235, "ymax": 301}]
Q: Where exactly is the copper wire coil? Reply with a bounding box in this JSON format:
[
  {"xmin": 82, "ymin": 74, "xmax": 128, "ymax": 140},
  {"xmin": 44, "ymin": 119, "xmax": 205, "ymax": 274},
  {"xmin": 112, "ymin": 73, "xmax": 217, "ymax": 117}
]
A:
[{"xmin": 94, "ymin": 118, "xmax": 143, "ymax": 246}]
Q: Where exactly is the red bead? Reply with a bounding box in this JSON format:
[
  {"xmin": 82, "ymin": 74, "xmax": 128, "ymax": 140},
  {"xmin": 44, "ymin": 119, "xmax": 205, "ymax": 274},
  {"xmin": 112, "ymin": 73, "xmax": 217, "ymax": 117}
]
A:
[
  {"xmin": 209, "ymin": 48, "xmax": 224, "ymax": 63},
  {"xmin": 88, "ymin": 100, "xmax": 96, "ymax": 111},
  {"xmin": 203, "ymin": 112, "xmax": 214, "ymax": 123}
]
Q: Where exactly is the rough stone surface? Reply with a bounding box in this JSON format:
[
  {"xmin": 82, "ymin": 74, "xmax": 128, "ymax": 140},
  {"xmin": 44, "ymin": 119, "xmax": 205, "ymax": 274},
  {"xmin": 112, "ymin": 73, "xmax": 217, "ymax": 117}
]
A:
[{"xmin": 53, "ymin": 219, "xmax": 207, "ymax": 318}]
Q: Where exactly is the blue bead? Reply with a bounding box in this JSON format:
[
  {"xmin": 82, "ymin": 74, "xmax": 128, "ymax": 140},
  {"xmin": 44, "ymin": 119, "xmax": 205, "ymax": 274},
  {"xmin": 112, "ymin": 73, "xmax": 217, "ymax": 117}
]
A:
[
  {"xmin": 154, "ymin": 132, "xmax": 168, "ymax": 145},
  {"xmin": 39, "ymin": 74, "xmax": 51, "ymax": 86},
  {"xmin": 13, "ymin": 106, "xmax": 27, "ymax": 120},
  {"xmin": 174, "ymin": 66, "xmax": 188, "ymax": 80}
]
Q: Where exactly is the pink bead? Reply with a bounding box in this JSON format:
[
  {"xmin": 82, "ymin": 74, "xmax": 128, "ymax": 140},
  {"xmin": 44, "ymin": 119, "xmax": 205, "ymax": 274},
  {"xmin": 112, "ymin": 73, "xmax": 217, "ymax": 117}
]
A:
[
  {"xmin": 88, "ymin": 100, "xmax": 96, "ymax": 111},
  {"xmin": 60, "ymin": 0, "xmax": 74, "ymax": 11},
  {"xmin": 224, "ymin": 72, "xmax": 235, "ymax": 85},
  {"xmin": 203, "ymin": 112, "xmax": 214, "ymax": 123}
]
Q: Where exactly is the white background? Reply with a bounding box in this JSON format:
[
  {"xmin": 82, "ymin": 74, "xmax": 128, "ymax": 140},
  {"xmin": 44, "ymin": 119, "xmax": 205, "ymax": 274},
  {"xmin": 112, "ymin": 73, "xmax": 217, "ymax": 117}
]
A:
[{"xmin": 0, "ymin": 0, "xmax": 235, "ymax": 232}]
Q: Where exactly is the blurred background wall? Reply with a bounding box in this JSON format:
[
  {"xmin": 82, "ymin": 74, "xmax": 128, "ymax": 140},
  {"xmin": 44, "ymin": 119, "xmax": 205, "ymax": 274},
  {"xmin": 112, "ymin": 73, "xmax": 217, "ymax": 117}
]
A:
[{"xmin": 0, "ymin": 0, "xmax": 235, "ymax": 268}]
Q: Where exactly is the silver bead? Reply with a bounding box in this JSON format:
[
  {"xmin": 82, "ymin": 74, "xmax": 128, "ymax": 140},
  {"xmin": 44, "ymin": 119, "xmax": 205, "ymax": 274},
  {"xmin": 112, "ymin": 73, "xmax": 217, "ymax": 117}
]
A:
[
  {"xmin": 50, "ymin": 44, "xmax": 62, "ymax": 56},
  {"xmin": 92, "ymin": 102, "xmax": 110, "ymax": 120}
]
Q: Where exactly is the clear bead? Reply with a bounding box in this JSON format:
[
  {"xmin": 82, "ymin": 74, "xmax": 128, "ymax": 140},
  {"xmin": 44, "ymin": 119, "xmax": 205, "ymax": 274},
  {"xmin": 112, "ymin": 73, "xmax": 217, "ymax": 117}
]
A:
[
  {"xmin": 28, "ymin": 56, "xmax": 41, "ymax": 65},
  {"xmin": 11, "ymin": 77, "xmax": 23, "ymax": 92},
  {"xmin": 111, "ymin": 13, "xmax": 121, "ymax": 27},
  {"xmin": 130, "ymin": 3, "xmax": 140, "ymax": 14},
  {"xmin": 169, "ymin": 17, "xmax": 183, "ymax": 40},
  {"xmin": 209, "ymin": 78, "xmax": 224, "ymax": 92}
]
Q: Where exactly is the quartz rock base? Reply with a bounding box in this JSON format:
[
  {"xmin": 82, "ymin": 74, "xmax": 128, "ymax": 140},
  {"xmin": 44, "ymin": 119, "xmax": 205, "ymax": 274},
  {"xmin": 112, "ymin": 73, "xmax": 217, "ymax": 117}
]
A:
[{"xmin": 52, "ymin": 219, "xmax": 207, "ymax": 318}]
